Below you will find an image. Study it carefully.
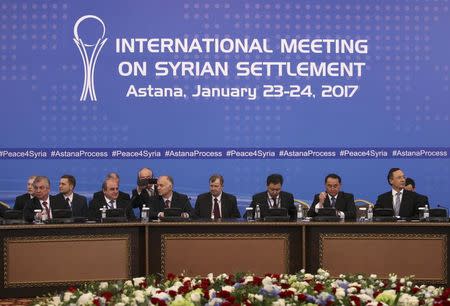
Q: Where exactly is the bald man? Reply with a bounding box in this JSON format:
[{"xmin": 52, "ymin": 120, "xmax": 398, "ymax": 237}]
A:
[{"xmin": 148, "ymin": 175, "xmax": 193, "ymax": 219}]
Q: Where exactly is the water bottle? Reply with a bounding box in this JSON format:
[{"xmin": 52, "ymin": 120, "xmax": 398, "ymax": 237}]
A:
[
  {"xmin": 141, "ymin": 204, "xmax": 149, "ymax": 222},
  {"xmin": 255, "ymin": 204, "xmax": 261, "ymax": 221},
  {"xmin": 297, "ymin": 204, "xmax": 304, "ymax": 221},
  {"xmin": 423, "ymin": 205, "xmax": 429, "ymax": 221},
  {"xmin": 367, "ymin": 205, "xmax": 373, "ymax": 221},
  {"xmin": 101, "ymin": 205, "xmax": 107, "ymax": 222}
]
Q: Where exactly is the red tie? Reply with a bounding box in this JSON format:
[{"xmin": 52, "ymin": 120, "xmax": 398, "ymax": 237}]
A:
[
  {"xmin": 42, "ymin": 201, "xmax": 51, "ymax": 219},
  {"xmin": 213, "ymin": 197, "xmax": 221, "ymax": 219}
]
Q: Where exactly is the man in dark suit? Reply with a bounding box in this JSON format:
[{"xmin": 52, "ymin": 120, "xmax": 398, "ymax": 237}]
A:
[
  {"xmin": 194, "ymin": 174, "xmax": 241, "ymax": 219},
  {"xmin": 375, "ymin": 168, "xmax": 424, "ymax": 218},
  {"xmin": 23, "ymin": 176, "xmax": 70, "ymax": 222},
  {"xmin": 54, "ymin": 174, "xmax": 88, "ymax": 218},
  {"xmin": 148, "ymin": 175, "xmax": 193, "ymax": 220},
  {"xmin": 14, "ymin": 175, "xmax": 36, "ymax": 210},
  {"xmin": 246, "ymin": 173, "xmax": 296, "ymax": 220},
  {"xmin": 92, "ymin": 172, "xmax": 130, "ymax": 202},
  {"xmin": 307, "ymin": 173, "xmax": 356, "ymax": 220},
  {"xmin": 88, "ymin": 177, "xmax": 134, "ymax": 221},
  {"xmin": 404, "ymin": 177, "xmax": 430, "ymax": 207},
  {"xmin": 131, "ymin": 167, "xmax": 157, "ymax": 211}
]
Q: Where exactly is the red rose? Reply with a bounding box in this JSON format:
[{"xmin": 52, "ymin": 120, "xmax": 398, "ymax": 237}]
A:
[
  {"xmin": 279, "ymin": 290, "xmax": 294, "ymax": 298},
  {"xmin": 222, "ymin": 302, "xmax": 232, "ymax": 306},
  {"xmin": 200, "ymin": 279, "xmax": 211, "ymax": 289},
  {"xmin": 167, "ymin": 273, "xmax": 176, "ymax": 281},
  {"xmin": 101, "ymin": 291, "xmax": 113, "ymax": 302},
  {"xmin": 297, "ymin": 293, "xmax": 307, "ymax": 301},
  {"xmin": 252, "ymin": 277, "xmax": 262, "ymax": 286},
  {"xmin": 326, "ymin": 301, "xmax": 334, "ymax": 306},
  {"xmin": 217, "ymin": 290, "xmax": 231, "ymax": 299},
  {"xmin": 183, "ymin": 280, "xmax": 191, "ymax": 288},
  {"xmin": 178, "ymin": 286, "xmax": 190, "ymax": 294},
  {"xmin": 281, "ymin": 283, "xmax": 290, "ymax": 289},
  {"xmin": 314, "ymin": 283, "xmax": 324, "ymax": 292},
  {"xmin": 227, "ymin": 295, "xmax": 236, "ymax": 304},
  {"xmin": 168, "ymin": 290, "xmax": 177, "ymax": 298},
  {"xmin": 140, "ymin": 280, "xmax": 148, "ymax": 289},
  {"xmin": 225, "ymin": 278, "xmax": 234, "ymax": 285},
  {"xmin": 244, "ymin": 301, "xmax": 252, "ymax": 306},
  {"xmin": 203, "ymin": 289, "xmax": 210, "ymax": 300},
  {"xmin": 68, "ymin": 286, "xmax": 77, "ymax": 293},
  {"xmin": 412, "ymin": 287, "xmax": 420, "ymax": 294},
  {"xmin": 151, "ymin": 297, "xmax": 160, "ymax": 305},
  {"xmin": 349, "ymin": 295, "xmax": 361, "ymax": 306},
  {"xmin": 93, "ymin": 298, "xmax": 101, "ymax": 306}
]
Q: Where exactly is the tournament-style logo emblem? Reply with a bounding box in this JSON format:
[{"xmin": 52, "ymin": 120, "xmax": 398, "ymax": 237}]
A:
[{"xmin": 73, "ymin": 15, "xmax": 108, "ymax": 102}]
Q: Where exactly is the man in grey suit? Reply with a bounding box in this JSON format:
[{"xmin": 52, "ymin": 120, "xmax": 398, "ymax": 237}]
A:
[{"xmin": 194, "ymin": 174, "xmax": 241, "ymax": 219}]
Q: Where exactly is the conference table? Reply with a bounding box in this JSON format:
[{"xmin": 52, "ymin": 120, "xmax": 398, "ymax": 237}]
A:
[{"xmin": 0, "ymin": 220, "xmax": 448, "ymax": 298}]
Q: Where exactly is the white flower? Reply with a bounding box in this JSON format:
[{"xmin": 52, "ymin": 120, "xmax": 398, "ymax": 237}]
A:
[
  {"xmin": 153, "ymin": 292, "xmax": 170, "ymax": 301},
  {"xmin": 243, "ymin": 276, "xmax": 254, "ymax": 284},
  {"xmin": 207, "ymin": 273, "xmax": 214, "ymax": 283},
  {"xmin": 50, "ymin": 296, "xmax": 61, "ymax": 305},
  {"xmin": 262, "ymin": 276, "xmax": 273, "ymax": 286},
  {"xmin": 358, "ymin": 275, "xmax": 363, "ymax": 280},
  {"xmin": 221, "ymin": 285, "xmax": 235, "ymax": 293},
  {"xmin": 303, "ymin": 273, "xmax": 314, "ymax": 281},
  {"xmin": 63, "ymin": 292, "xmax": 73, "ymax": 302},
  {"xmin": 182, "ymin": 277, "xmax": 191, "ymax": 283},
  {"xmin": 133, "ymin": 277, "xmax": 146, "ymax": 287},
  {"xmin": 406, "ymin": 281, "xmax": 413, "ymax": 287},
  {"xmin": 370, "ymin": 274, "xmax": 377, "ymax": 279},
  {"xmin": 99, "ymin": 282, "xmax": 109, "ymax": 290},
  {"xmin": 272, "ymin": 298, "xmax": 286, "ymax": 306},
  {"xmin": 300, "ymin": 269, "xmax": 305, "ymax": 273},
  {"xmin": 115, "ymin": 303, "xmax": 125, "ymax": 306},
  {"xmin": 400, "ymin": 278, "xmax": 405, "ymax": 284},
  {"xmin": 357, "ymin": 293, "xmax": 373, "ymax": 303},
  {"xmin": 121, "ymin": 294, "xmax": 130, "ymax": 304},
  {"xmin": 124, "ymin": 280, "xmax": 133, "ymax": 287},
  {"xmin": 335, "ymin": 287, "xmax": 346, "ymax": 299},
  {"xmin": 145, "ymin": 286, "xmax": 159, "ymax": 295},
  {"xmin": 254, "ymin": 294, "xmax": 263, "ymax": 302},
  {"xmin": 134, "ymin": 290, "xmax": 145, "ymax": 303},
  {"xmin": 389, "ymin": 274, "xmax": 397, "ymax": 283},
  {"xmin": 398, "ymin": 293, "xmax": 419, "ymax": 306},
  {"xmin": 347, "ymin": 287, "xmax": 357, "ymax": 294},
  {"xmin": 76, "ymin": 292, "xmax": 93, "ymax": 305},
  {"xmin": 190, "ymin": 292, "xmax": 201, "ymax": 302}
]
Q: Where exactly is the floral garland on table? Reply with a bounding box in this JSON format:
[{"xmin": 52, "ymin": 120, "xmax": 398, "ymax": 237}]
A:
[{"xmin": 32, "ymin": 269, "xmax": 450, "ymax": 306}]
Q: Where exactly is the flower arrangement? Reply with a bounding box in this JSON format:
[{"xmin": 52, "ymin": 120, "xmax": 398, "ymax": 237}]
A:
[{"xmin": 32, "ymin": 269, "xmax": 450, "ymax": 306}]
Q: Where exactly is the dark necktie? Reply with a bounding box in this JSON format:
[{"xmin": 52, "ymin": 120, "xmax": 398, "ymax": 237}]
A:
[
  {"xmin": 65, "ymin": 197, "xmax": 71, "ymax": 208},
  {"xmin": 272, "ymin": 197, "xmax": 277, "ymax": 208},
  {"xmin": 42, "ymin": 201, "xmax": 51, "ymax": 219},
  {"xmin": 164, "ymin": 199, "xmax": 171, "ymax": 208},
  {"xmin": 331, "ymin": 197, "xmax": 336, "ymax": 207},
  {"xmin": 213, "ymin": 197, "xmax": 220, "ymax": 219},
  {"xmin": 108, "ymin": 200, "xmax": 115, "ymax": 209}
]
